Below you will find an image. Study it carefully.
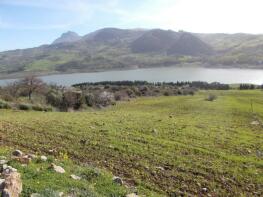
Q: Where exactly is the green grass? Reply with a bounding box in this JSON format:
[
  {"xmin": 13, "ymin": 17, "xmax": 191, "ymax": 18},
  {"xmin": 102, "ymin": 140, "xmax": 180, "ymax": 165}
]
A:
[
  {"xmin": 0, "ymin": 90, "xmax": 262, "ymax": 196},
  {"xmin": 0, "ymin": 147, "xmax": 127, "ymax": 197}
]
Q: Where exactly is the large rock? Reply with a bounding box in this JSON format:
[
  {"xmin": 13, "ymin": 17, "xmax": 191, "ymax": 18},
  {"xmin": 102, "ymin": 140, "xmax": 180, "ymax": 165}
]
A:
[
  {"xmin": 12, "ymin": 150, "xmax": 23, "ymax": 157},
  {"xmin": 2, "ymin": 172, "xmax": 22, "ymax": 197}
]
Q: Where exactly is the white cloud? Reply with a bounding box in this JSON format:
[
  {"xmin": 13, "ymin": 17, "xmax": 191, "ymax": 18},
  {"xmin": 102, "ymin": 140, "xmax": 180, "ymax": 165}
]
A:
[
  {"xmin": 1, "ymin": 0, "xmax": 263, "ymax": 33},
  {"xmin": 115, "ymin": 0, "xmax": 263, "ymax": 34}
]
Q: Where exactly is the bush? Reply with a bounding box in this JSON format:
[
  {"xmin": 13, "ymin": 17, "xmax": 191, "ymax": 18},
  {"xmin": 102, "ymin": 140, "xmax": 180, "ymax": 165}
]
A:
[
  {"xmin": 85, "ymin": 93, "xmax": 95, "ymax": 107},
  {"xmin": 206, "ymin": 94, "xmax": 217, "ymax": 101},
  {"xmin": 18, "ymin": 103, "xmax": 31, "ymax": 110},
  {"xmin": 0, "ymin": 100, "xmax": 11, "ymax": 109},
  {"xmin": 32, "ymin": 105, "xmax": 45, "ymax": 111},
  {"xmin": 46, "ymin": 91, "xmax": 63, "ymax": 107},
  {"xmin": 1, "ymin": 94, "xmax": 14, "ymax": 102},
  {"xmin": 163, "ymin": 91, "xmax": 170, "ymax": 96},
  {"xmin": 96, "ymin": 91, "xmax": 114, "ymax": 107},
  {"xmin": 44, "ymin": 106, "xmax": 53, "ymax": 112}
]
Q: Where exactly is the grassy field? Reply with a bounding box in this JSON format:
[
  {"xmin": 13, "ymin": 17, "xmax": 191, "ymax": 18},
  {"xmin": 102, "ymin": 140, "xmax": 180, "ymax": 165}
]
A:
[{"xmin": 0, "ymin": 90, "xmax": 262, "ymax": 196}]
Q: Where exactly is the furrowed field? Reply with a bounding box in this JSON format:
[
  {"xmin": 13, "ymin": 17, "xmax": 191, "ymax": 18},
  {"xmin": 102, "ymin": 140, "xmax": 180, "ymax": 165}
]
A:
[{"xmin": 0, "ymin": 90, "xmax": 262, "ymax": 196}]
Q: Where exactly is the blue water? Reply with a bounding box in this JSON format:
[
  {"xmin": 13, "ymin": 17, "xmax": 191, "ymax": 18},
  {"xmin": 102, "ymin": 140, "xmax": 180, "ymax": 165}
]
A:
[{"xmin": 0, "ymin": 67, "xmax": 263, "ymax": 86}]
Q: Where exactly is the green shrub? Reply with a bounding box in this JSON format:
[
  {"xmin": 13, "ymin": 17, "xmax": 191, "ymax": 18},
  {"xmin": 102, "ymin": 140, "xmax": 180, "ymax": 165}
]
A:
[
  {"xmin": 0, "ymin": 100, "xmax": 11, "ymax": 109},
  {"xmin": 44, "ymin": 106, "xmax": 53, "ymax": 112},
  {"xmin": 32, "ymin": 105, "xmax": 44, "ymax": 111},
  {"xmin": 85, "ymin": 93, "xmax": 95, "ymax": 107},
  {"xmin": 46, "ymin": 91, "xmax": 63, "ymax": 107},
  {"xmin": 18, "ymin": 103, "xmax": 31, "ymax": 110},
  {"xmin": 1, "ymin": 94, "xmax": 14, "ymax": 102},
  {"xmin": 163, "ymin": 91, "xmax": 170, "ymax": 96}
]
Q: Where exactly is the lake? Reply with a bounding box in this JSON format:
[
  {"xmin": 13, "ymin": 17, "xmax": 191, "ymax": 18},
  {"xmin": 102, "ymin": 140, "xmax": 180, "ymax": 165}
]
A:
[{"xmin": 0, "ymin": 67, "xmax": 263, "ymax": 86}]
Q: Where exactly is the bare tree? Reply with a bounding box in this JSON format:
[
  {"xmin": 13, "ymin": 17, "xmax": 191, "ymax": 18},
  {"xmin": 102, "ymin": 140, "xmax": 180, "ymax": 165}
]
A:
[{"xmin": 19, "ymin": 76, "xmax": 46, "ymax": 100}]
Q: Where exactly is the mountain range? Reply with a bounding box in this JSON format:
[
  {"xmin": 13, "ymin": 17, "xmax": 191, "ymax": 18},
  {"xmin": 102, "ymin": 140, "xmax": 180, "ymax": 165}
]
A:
[{"xmin": 1, "ymin": 28, "xmax": 263, "ymax": 78}]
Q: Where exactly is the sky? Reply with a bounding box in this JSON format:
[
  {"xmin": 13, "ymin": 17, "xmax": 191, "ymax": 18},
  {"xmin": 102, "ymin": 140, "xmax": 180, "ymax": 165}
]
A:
[{"xmin": 1, "ymin": 0, "xmax": 263, "ymax": 51}]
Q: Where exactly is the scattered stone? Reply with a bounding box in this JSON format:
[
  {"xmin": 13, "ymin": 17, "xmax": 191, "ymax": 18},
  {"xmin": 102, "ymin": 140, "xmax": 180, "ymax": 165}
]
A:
[
  {"xmin": 0, "ymin": 160, "xmax": 8, "ymax": 165},
  {"xmin": 48, "ymin": 149, "xmax": 55, "ymax": 154},
  {"xmin": 0, "ymin": 156, "xmax": 7, "ymax": 160},
  {"xmin": 126, "ymin": 193, "xmax": 139, "ymax": 197},
  {"xmin": 2, "ymin": 172, "xmax": 22, "ymax": 197},
  {"xmin": 3, "ymin": 166, "xmax": 17, "ymax": 175},
  {"xmin": 112, "ymin": 176, "xmax": 123, "ymax": 185},
  {"xmin": 152, "ymin": 129, "xmax": 158, "ymax": 134},
  {"xmin": 251, "ymin": 120, "xmax": 260, "ymax": 125},
  {"xmin": 28, "ymin": 154, "xmax": 37, "ymax": 159},
  {"xmin": 156, "ymin": 166, "xmax": 165, "ymax": 171},
  {"xmin": 256, "ymin": 150, "xmax": 262, "ymax": 158},
  {"xmin": 50, "ymin": 163, "xmax": 65, "ymax": 173},
  {"xmin": 202, "ymin": 188, "xmax": 208, "ymax": 193},
  {"xmin": 12, "ymin": 150, "xmax": 23, "ymax": 157},
  {"xmin": 70, "ymin": 174, "xmax": 81, "ymax": 180},
  {"xmin": 0, "ymin": 178, "xmax": 5, "ymax": 189},
  {"xmin": 30, "ymin": 193, "xmax": 41, "ymax": 197},
  {"xmin": 2, "ymin": 164, "xmax": 8, "ymax": 170},
  {"xmin": 15, "ymin": 155, "xmax": 31, "ymax": 164},
  {"xmin": 40, "ymin": 155, "xmax": 48, "ymax": 162}
]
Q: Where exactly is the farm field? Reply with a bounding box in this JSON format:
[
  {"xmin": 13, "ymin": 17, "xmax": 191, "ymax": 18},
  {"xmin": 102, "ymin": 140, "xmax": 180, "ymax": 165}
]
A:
[{"xmin": 0, "ymin": 90, "xmax": 262, "ymax": 196}]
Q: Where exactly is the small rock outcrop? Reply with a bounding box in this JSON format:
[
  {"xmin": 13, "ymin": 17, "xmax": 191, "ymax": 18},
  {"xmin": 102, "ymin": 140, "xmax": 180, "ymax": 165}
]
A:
[
  {"xmin": 50, "ymin": 163, "xmax": 65, "ymax": 173},
  {"xmin": 12, "ymin": 150, "xmax": 23, "ymax": 157},
  {"xmin": 2, "ymin": 172, "xmax": 22, "ymax": 197},
  {"xmin": 112, "ymin": 176, "xmax": 123, "ymax": 185}
]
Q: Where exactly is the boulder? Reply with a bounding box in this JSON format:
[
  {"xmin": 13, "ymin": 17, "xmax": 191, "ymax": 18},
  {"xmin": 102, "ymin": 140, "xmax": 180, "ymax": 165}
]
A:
[
  {"xmin": 50, "ymin": 163, "xmax": 65, "ymax": 173},
  {"xmin": 12, "ymin": 150, "xmax": 23, "ymax": 157},
  {"xmin": 2, "ymin": 172, "xmax": 22, "ymax": 197}
]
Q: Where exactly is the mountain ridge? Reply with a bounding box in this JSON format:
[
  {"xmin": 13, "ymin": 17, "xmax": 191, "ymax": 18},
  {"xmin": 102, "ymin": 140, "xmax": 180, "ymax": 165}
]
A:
[{"xmin": 1, "ymin": 27, "xmax": 263, "ymax": 78}]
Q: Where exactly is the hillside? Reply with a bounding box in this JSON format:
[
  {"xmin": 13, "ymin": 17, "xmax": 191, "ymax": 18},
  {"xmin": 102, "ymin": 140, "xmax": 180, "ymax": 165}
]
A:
[
  {"xmin": 0, "ymin": 90, "xmax": 262, "ymax": 196},
  {"xmin": 1, "ymin": 28, "xmax": 263, "ymax": 78}
]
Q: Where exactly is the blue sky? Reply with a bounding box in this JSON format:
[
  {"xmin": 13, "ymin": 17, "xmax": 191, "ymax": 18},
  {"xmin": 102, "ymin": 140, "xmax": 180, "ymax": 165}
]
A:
[{"xmin": 1, "ymin": 0, "xmax": 263, "ymax": 51}]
